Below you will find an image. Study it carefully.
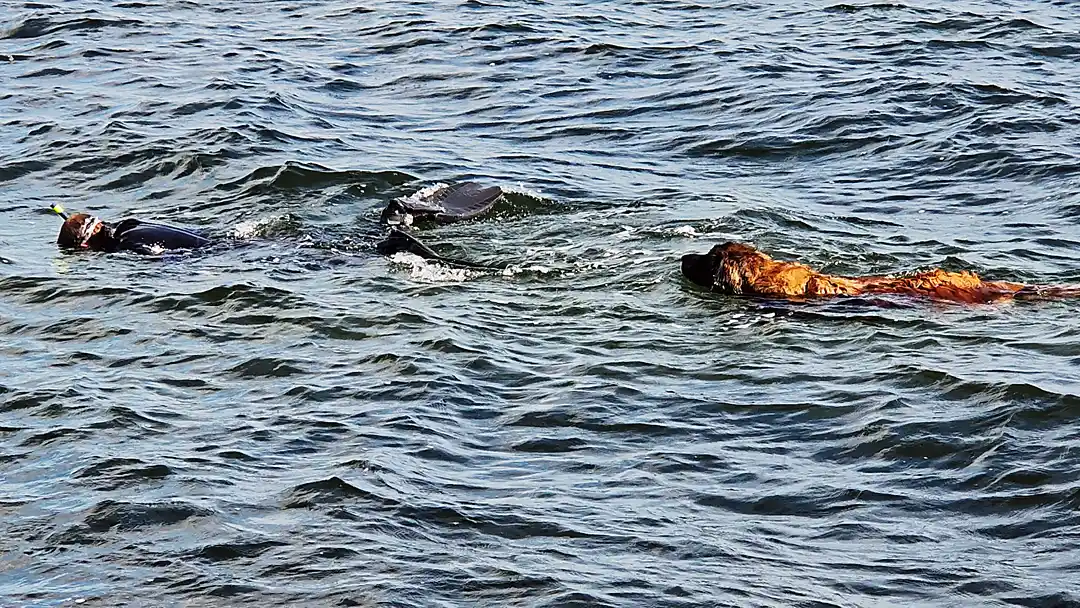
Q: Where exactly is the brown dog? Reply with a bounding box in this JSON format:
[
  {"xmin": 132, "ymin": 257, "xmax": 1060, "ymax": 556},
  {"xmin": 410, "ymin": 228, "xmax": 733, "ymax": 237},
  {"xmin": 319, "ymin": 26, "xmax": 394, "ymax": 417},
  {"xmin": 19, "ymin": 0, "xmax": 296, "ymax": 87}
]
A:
[{"xmin": 682, "ymin": 242, "xmax": 1079, "ymax": 304}]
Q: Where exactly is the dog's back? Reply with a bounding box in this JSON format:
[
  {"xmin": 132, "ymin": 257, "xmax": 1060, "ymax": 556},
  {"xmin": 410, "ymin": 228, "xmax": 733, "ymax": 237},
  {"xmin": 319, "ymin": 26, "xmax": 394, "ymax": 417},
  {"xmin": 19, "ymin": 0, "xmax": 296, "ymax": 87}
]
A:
[{"xmin": 858, "ymin": 269, "xmax": 1021, "ymax": 303}]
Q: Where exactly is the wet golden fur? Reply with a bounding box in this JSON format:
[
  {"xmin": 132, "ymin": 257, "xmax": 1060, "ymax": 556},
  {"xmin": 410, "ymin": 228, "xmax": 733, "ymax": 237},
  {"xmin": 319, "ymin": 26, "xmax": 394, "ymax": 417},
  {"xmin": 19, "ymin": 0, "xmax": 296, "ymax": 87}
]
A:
[{"xmin": 680, "ymin": 242, "xmax": 1071, "ymax": 304}]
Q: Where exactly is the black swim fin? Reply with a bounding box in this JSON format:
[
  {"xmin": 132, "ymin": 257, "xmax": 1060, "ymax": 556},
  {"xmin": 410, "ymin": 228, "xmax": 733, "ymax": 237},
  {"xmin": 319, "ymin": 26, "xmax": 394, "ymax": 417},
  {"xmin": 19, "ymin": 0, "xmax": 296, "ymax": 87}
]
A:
[
  {"xmin": 376, "ymin": 228, "xmax": 441, "ymax": 259},
  {"xmin": 381, "ymin": 182, "xmax": 503, "ymax": 226},
  {"xmin": 376, "ymin": 228, "xmax": 496, "ymax": 269},
  {"xmin": 437, "ymin": 182, "xmax": 502, "ymax": 222}
]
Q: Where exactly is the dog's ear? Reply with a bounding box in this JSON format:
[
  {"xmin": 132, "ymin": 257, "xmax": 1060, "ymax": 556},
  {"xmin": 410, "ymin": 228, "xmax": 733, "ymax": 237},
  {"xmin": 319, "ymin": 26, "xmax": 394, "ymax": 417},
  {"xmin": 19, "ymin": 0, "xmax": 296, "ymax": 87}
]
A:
[
  {"xmin": 712, "ymin": 243, "xmax": 772, "ymax": 295},
  {"xmin": 717, "ymin": 255, "xmax": 746, "ymax": 294},
  {"xmin": 705, "ymin": 244, "xmax": 741, "ymax": 294}
]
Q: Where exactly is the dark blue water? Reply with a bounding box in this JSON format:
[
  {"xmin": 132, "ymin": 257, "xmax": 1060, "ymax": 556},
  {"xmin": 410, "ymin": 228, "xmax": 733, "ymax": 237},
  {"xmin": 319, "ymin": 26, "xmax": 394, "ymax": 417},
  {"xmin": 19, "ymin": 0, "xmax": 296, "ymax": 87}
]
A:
[{"xmin": 3, "ymin": 1, "xmax": 1080, "ymax": 606}]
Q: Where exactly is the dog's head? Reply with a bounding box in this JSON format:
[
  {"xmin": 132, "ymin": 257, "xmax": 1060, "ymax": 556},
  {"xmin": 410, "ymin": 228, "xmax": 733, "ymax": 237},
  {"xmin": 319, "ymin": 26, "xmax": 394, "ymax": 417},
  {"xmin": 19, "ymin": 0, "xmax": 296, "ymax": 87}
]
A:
[{"xmin": 681, "ymin": 242, "xmax": 775, "ymax": 294}]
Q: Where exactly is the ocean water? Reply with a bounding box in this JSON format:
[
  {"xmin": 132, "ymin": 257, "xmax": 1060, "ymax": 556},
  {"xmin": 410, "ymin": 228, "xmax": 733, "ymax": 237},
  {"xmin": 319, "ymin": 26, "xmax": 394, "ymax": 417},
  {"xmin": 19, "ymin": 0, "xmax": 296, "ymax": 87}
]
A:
[{"xmin": 2, "ymin": 1, "xmax": 1080, "ymax": 606}]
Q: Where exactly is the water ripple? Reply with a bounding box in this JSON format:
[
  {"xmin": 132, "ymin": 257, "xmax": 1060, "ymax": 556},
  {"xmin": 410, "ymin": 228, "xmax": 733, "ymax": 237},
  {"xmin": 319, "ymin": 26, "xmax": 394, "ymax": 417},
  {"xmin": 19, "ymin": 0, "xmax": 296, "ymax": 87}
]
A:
[{"xmin": 2, "ymin": 0, "xmax": 1080, "ymax": 606}]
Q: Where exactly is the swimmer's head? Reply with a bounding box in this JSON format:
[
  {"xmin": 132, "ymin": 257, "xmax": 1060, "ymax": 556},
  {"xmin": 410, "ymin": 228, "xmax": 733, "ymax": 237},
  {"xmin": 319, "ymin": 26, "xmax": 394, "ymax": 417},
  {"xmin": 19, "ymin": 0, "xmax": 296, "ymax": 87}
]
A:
[{"xmin": 57, "ymin": 213, "xmax": 106, "ymax": 249}]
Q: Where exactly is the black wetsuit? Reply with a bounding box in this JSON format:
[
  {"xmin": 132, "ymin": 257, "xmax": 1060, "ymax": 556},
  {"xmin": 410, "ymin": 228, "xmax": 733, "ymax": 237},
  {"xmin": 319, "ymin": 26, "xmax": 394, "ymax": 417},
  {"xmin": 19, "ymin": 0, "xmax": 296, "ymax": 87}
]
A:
[{"xmin": 88, "ymin": 219, "xmax": 211, "ymax": 254}]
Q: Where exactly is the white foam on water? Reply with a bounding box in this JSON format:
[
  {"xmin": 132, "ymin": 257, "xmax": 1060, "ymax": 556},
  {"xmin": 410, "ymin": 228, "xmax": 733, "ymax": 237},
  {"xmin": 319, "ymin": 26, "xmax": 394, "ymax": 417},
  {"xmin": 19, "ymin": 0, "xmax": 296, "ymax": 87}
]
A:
[
  {"xmin": 389, "ymin": 252, "xmax": 475, "ymax": 283},
  {"xmin": 232, "ymin": 217, "xmax": 272, "ymax": 239},
  {"xmin": 501, "ymin": 264, "xmax": 556, "ymax": 276},
  {"xmin": 402, "ymin": 182, "xmax": 449, "ymax": 205},
  {"xmin": 231, "ymin": 220, "xmax": 260, "ymax": 239},
  {"xmin": 502, "ymin": 183, "xmax": 545, "ymax": 200},
  {"xmin": 230, "ymin": 213, "xmax": 300, "ymax": 239},
  {"xmin": 632, "ymin": 224, "xmax": 701, "ymax": 238},
  {"xmin": 719, "ymin": 310, "xmax": 786, "ymax": 330}
]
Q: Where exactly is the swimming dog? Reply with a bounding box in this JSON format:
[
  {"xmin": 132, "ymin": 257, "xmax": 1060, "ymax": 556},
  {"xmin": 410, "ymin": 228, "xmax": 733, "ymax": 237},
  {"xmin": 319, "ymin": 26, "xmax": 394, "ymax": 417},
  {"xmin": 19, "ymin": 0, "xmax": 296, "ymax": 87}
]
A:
[{"xmin": 682, "ymin": 242, "xmax": 1079, "ymax": 304}]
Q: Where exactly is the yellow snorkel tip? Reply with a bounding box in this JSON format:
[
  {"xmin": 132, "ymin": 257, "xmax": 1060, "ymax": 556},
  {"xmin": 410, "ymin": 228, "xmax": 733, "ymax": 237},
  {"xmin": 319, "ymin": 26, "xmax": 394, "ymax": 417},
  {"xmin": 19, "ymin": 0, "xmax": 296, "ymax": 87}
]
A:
[{"xmin": 50, "ymin": 204, "xmax": 68, "ymax": 220}]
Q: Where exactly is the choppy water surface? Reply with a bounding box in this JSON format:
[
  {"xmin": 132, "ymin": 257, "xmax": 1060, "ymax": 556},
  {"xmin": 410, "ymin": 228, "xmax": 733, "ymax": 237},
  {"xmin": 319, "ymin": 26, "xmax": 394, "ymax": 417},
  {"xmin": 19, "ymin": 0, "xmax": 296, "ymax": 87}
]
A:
[{"xmin": 3, "ymin": 1, "xmax": 1080, "ymax": 606}]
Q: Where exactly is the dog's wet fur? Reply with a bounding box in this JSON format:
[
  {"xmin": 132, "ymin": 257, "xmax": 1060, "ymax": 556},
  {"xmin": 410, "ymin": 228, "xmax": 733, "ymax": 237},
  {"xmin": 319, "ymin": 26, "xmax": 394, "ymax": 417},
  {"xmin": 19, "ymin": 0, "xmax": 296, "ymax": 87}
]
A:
[{"xmin": 682, "ymin": 242, "xmax": 1080, "ymax": 304}]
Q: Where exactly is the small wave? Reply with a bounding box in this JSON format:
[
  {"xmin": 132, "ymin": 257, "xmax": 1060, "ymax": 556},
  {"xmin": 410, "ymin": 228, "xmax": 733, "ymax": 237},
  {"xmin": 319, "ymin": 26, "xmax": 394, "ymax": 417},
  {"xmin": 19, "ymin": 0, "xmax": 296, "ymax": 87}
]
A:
[
  {"xmin": 16, "ymin": 67, "xmax": 75, "ymax": 79},
  {"xmin": 73, "ymin": 457, "xmax": 172, "ymax": 490},
  {"xmin": 192, "ymin": 539, "xmax": 287, "ymax": 561},
  {"xmin": 229, "ymin": 356, "xmax": 307, "ymax": 378},
  {"xmin": 81, "ymin": 499, "xmax": 213, "ymax": 533},
  {"xmin": 3, "ymin": 16, "xmax": 144, "ymax": 40},
  {"xmin": 825, "ymin": 3, "xmax": 927, "ymax": 13},
  {"xmin": 282, "ymin": 476, "xmax": 395, "ymax": 509},
  {"xmin": 143, "ymin": 283, "xmax": 307, "ymax": 316},
  {"xmin": 215, "ymin": 161, "xmax": 417, "ymax": 195},
  {"xmin": 684, "ymin": 134, "xmax": 890, "ymax": 160},
  {"xmin": 0, "ymin": 159, "xmax": 49, "ymax": 183}
]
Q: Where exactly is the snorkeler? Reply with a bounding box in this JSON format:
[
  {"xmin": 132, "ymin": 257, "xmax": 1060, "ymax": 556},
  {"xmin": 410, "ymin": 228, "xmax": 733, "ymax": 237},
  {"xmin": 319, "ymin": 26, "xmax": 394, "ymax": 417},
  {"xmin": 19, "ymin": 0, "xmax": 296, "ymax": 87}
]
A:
[
  {"xmin": 53, "ymin": 206, "xmax": 211, "ymax": 254},
  {"xmin": 51, "ymin": 182, "xmax": 504, "ymax": 265}
]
